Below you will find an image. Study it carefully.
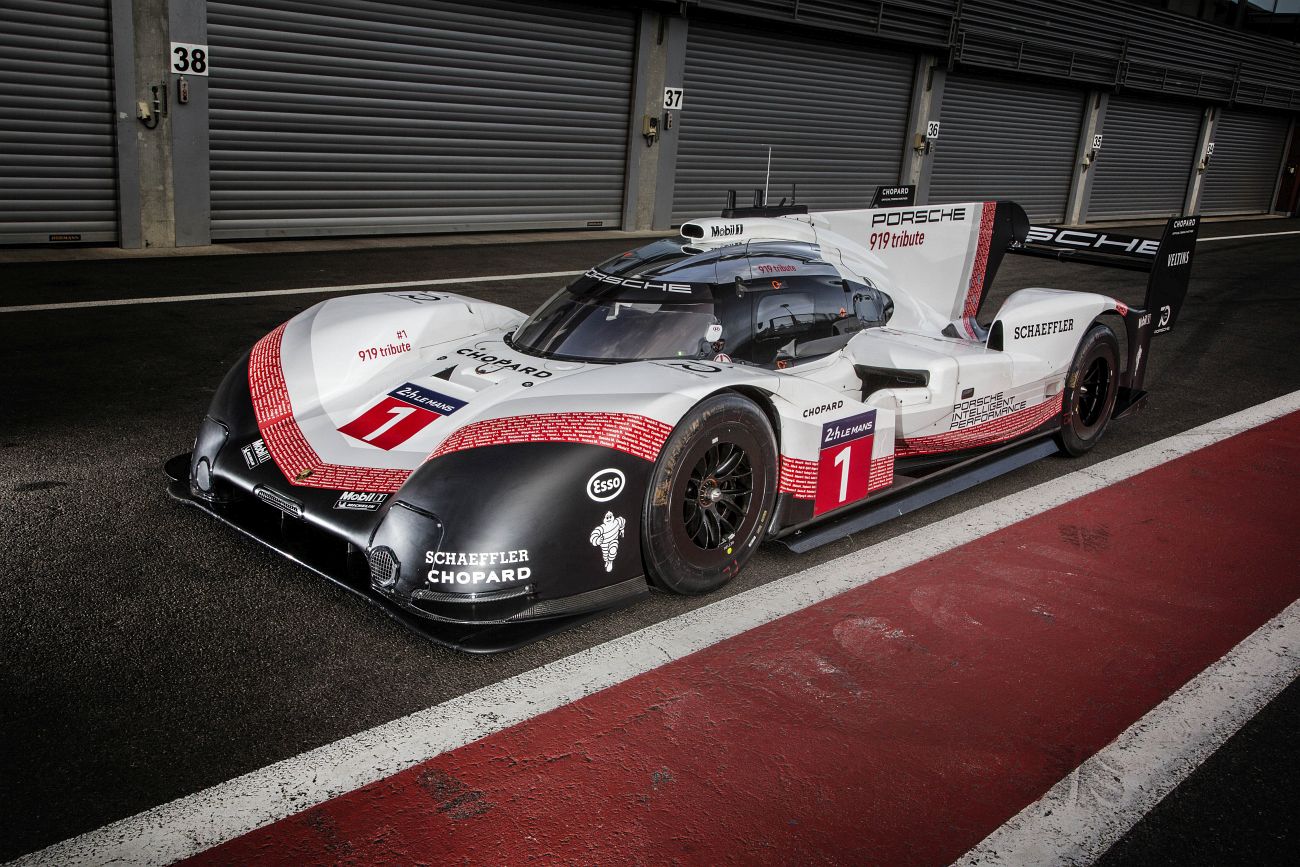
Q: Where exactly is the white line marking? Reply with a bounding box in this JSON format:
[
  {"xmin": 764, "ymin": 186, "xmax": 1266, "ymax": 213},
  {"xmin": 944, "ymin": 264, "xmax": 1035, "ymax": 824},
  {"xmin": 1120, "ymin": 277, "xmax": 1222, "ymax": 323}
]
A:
[
  {"xmin": 13, "ymin": 390, "xmax": 1300, "ymax": 866},
  {"xmin": 0, "ymin": 271, "xmax": 584, "ymax": 314},
  {"xmin": 1, "ymin": 228, "xmax": 1293, "ymax": 316},
  {"xmin": 1198, "ymin": 229, "xmax": 1300, "ymax": 242},
  {"xmin": 954, "ymin": 597, "xmax": 1300, "ymax": 867}
]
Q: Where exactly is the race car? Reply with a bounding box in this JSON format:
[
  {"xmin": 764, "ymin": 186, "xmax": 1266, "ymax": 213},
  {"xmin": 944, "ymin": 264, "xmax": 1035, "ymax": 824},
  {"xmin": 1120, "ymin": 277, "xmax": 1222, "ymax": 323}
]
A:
[{"xmin": 166, "ymin": 191, "xmax": 1199, "ymax": 652}]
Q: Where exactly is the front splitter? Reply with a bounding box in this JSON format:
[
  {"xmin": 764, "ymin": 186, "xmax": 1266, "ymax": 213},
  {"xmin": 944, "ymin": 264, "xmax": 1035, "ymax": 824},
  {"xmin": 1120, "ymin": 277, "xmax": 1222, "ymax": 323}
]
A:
[{"xmin": 164, "ymin": 455, "xmax": 646, "ymax": 654}]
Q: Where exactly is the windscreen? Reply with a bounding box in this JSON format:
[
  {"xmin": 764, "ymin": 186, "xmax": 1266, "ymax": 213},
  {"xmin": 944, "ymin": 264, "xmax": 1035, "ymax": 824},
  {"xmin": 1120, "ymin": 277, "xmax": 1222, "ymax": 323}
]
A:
[{"xmin": 511, "ymin": 289, "xmax": 718, "ymax": 363}]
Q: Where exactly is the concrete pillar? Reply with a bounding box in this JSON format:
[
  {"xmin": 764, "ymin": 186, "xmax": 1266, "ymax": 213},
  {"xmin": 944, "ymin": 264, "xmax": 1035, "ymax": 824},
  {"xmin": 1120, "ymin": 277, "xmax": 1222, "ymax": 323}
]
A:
[
  {"xmin": 900, "ymin": 55, "xmax": 945, "ymax": 205},
  {"xmin": 1271, "ymin": 116, "xmax": 1296, "ymax": 215},
  {"xmin": 110, "ymin": 0, "xmax": 143, "ymax": 248},
  {"xmin": 111, "ymin": 0, "xmax": 208, "ymax": 249},
  {"xmin": 1183, "ymin": 105, "xmax": 1218, "ymax": 215},
  {"xmin": 622, "ymin": 11, "xmax": 688, "ymax": 231},
  {"xmin": 170, "ymin": 0, "xmax": 210, "ymax": 246},
  {"xmin": 129, "ymin": 0, "xmax": 175, "ymax": 248},
  {"xmin": 1065, "ymin": 91, "xmax": 1109, "ymax": 226}
]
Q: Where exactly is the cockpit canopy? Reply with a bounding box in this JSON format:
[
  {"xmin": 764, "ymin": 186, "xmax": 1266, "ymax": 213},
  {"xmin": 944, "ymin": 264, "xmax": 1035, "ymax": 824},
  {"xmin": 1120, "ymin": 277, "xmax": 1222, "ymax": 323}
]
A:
[{"xmin": 509, "ymin": 238, "xmax": 892, "ymax": 366}]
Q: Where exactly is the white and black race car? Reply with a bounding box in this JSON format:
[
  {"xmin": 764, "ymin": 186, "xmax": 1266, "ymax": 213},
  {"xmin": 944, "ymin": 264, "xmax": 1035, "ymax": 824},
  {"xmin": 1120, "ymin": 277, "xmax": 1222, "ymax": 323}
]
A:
[{"xmin": 167, "ymin": 191, "xmax": 1199, "ymax": 651}]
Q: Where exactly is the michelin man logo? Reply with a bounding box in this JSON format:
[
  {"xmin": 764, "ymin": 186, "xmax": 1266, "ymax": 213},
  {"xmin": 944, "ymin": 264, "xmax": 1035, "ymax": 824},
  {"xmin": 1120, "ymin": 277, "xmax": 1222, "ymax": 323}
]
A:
[{"xmin": 589, "ymin": 511, "xmax": 626, "ymax": 572}]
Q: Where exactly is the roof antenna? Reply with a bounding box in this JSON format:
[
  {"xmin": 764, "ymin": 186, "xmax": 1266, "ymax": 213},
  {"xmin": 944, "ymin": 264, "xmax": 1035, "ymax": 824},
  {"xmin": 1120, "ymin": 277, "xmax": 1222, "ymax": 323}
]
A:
[{"xmin": 764, "ymin": 144, "xmax": 774, "ymax": 204}]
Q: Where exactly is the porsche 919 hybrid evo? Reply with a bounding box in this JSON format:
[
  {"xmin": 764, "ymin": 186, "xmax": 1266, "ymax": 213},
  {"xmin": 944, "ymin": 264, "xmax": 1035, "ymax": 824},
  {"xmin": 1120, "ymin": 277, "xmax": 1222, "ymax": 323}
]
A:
[{"xmin": 167, "ymin": 193, "xmax": 1199, "ymax": 651}]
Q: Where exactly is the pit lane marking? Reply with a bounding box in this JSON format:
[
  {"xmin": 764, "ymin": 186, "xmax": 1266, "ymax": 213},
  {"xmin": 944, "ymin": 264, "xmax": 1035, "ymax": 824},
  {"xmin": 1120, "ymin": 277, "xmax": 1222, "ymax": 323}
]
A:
[
  {"xmin": 956, "ymin": 598, "xmax": 1299, "ymax": 866},
  {"xmin": 1197, "ymin": 229, "xmax": 1300, "ymax": 242},
  {"xmin": 0, "ymin": 271, "xmax": 585, "ymax": 314},
  {"xmin": 16, "ymin": 388, "xmax": 1300, "ymax": 867},
  {"xmin": 2, "ymin": 228, "xmax": 1298, "ymax": 316}
]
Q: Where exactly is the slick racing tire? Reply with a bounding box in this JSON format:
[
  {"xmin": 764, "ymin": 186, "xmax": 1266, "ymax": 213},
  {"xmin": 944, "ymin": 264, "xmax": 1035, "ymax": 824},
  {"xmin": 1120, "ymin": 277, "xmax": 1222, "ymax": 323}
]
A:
[
  {"xmin": 1057, "ymin": 322, "xmax": 1121, "ymax": 457},
  {"xmin": 643, "ymin": 392, "xmax": 778, "ymax": 595}
]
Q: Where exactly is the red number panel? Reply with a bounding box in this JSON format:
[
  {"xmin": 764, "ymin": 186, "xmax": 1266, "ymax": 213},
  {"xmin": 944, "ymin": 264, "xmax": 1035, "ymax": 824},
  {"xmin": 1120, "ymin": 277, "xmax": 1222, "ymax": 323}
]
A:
[
  {"xmin": 338, "ymin": 396, "xmax": 438, "ymax": 451},
  {"xmin": 813, "ymin": 410, "xmax": 878, "ymax": 517}
]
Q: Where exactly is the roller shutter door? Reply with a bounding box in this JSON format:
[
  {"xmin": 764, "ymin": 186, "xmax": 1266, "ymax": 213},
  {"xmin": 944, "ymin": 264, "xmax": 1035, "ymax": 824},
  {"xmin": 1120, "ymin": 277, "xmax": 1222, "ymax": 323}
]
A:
[
  {"xmin": 930, "ymin": 74, "xmax": 1084, "ymax": 223},
  {"xmin": 0, "ymin": 0, "xmax": 117, "ymax": 244},
  {"xmin": 1199, "ymin": 110, "xmax": 1290, "ymax": 216},
  {"xmin": 207, "ymin": 0, "xmax": 636, "ymax": 239},
  {"xmin": 1088, "ymin": 95, "xmax": 1201, "ymax": 220},
  {"xmin": 672, "ymin": 23, "xmax": 913, "ymax": 223}
]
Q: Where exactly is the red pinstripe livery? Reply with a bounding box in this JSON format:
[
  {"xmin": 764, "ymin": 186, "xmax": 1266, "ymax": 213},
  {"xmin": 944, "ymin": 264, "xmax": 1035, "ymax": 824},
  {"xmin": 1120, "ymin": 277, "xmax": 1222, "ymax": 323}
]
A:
[
  {"xmin": 779, "ymin": 454, "xmax": 894, "ymax": 500},
  {"xmin": 897, "ymin": 394, "xmax": 1064, "ymax": 457},
  {"xmin": 429, "ymin": 412, "xmax": 672, "ymax": 462},
  {"xmin": 249, "ymin": 323, "xmax": 414, "ymax": 493}
]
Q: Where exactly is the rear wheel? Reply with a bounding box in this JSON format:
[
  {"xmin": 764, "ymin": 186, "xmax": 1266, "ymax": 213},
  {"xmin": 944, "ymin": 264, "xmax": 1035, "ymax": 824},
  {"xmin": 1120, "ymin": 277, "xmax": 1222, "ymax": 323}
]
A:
[
  {"xmin": 1057, "ymin": 322, "xmax": 1121, "ymax": 456},
  {"xmin": 642, "ymin": 393, "xmax": 777, "ymax": 595}
]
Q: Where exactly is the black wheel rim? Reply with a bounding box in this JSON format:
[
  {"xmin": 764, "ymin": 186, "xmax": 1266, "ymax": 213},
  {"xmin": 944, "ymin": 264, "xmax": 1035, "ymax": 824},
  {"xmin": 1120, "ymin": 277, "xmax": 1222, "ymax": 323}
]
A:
[
  {"xmin": 681, "ymin": 442, "xmax": 753, "ymax": 550},
  {"xmin": 1077, "ymin": 356, "xmax": 1112, "ymax": 428}
]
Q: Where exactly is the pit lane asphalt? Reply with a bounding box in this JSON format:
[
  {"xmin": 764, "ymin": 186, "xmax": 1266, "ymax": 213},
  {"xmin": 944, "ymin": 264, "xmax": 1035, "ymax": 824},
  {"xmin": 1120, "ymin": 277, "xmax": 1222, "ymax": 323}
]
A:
[{"xmin": 1, "ymin": 219, "xmax": 1298, "ymax": 861}]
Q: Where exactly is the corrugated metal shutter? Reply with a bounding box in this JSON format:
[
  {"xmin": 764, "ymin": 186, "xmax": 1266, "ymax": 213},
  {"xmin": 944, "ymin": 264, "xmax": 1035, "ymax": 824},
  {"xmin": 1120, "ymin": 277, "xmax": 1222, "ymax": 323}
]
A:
[
  {"xmin": 929, "ymin": 73, "xmax": 1084, "ymax": 222},
  {"xmin": 0, "ymin": 0, "xmax": 117, "ymax": 244},
  {"xmin": 207, "ymin": 0, "xmax": 636, "ymax": 240},
  {"xmin": 671, "ymin": 22, "xmax": 913, "ymax": 223},
  {"xmin": 1199, "ymin": 110, "xmax": 1290, "ymax": 216},
  {"xmin": 1087, "ymin": 95, "xmax": 1201, "ymax": 221}
]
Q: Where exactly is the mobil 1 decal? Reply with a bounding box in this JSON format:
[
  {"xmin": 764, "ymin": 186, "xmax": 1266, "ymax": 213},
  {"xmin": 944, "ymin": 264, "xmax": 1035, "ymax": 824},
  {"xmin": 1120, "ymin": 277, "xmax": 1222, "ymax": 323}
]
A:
[
  {"xmin": 338, "ymin": 383, "xmax": 467, "ymax": 450},
  {"xmin": 815, "ymin": 410, "xmax": 877, "ymax": 516}
]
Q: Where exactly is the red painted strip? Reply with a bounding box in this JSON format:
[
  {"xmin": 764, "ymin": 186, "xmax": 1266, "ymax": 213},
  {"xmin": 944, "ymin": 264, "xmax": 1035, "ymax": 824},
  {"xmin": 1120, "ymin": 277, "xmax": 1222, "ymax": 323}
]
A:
[
  {"xmin": 249, "ymin": 323, "xmax": 414, "ymax": 493},
  {"xmin": 428, "ymin": 412, "xmax": 672, "ymax": 462},
  {"xmin": 897, "ymin": 393, "xmax": 1063, "ymax": 456},
  {"xmin": 189, "ymin": 412, "xmax": 1300, "ymax": 867}
]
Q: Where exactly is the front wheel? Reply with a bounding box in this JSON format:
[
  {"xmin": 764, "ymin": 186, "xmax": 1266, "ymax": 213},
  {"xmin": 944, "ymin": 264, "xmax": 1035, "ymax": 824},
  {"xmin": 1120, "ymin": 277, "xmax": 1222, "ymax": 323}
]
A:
[
  {"xmin": 1057, "ymin": 322, "xmax": 1121, "ymax": 456},
  {"xmin": 642, "ymin": 393, "xmax": 778, "ymax": 595}
]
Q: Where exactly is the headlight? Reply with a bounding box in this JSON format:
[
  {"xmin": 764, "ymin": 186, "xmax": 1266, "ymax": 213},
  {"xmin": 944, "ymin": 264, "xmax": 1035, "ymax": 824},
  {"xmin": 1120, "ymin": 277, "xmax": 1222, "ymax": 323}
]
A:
[{"xmin": 190, "ymin": 416, "xmax": 228, "ymax": 499}]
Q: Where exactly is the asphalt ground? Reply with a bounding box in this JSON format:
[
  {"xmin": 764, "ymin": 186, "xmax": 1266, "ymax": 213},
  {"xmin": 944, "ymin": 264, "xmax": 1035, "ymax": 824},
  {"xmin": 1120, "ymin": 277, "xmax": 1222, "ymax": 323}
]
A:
[{"xmin": 1, "ymin": 218, "xmax": 1298, "ymax": 861}]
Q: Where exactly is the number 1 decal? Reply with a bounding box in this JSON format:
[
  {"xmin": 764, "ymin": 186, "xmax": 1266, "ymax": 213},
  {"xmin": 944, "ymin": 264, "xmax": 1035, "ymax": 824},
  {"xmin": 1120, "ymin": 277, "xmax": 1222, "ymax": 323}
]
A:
[
  {"xmin": 814, "ymin": 410, "xmax": 877, "ymax": 516},
  {"xmin": 833, "ymin": 446, "xmax": 852, "ymax": 503},
  {"xmin": 337, "ymin": 382, "xmax": 467, "ymax": 451},
  {"xmin": 361, "ymin": 406, "xmax": 416, "ymax": 442}
]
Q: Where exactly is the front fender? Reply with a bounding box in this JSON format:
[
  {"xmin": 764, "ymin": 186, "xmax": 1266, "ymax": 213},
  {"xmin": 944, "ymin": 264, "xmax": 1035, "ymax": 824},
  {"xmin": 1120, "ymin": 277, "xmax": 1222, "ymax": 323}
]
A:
[{"xmin": 371, "ymin": 440, "xmax": 655, "ymax": 622}]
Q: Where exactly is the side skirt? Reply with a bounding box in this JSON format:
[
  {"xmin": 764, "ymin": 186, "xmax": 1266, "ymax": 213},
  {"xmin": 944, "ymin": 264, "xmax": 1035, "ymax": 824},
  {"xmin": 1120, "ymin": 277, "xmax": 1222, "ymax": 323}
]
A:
[{"xmin": 774, "ymin": 434, "xmax": 1061, "ymax": 554}]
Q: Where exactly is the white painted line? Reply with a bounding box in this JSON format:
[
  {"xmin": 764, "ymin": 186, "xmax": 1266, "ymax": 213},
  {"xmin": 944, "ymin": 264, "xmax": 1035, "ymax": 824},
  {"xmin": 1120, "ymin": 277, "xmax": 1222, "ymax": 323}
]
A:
[
  {"xmin": 954, "ymin": 597, "xmax": 1300, "ymax": 867},
  {"xmin": 13, "ymin": 389, "xmax": 1300, "ymax": 867},
  {"xmin": 1198, "ymin": 229, "xmax": 1300, "ymax": 243},
  {"xmin": 1, "ymin": 228, "xmax": 1292, "ymax": 316},
  {"xmin": 0, "ymin": 270, "xmax": 584, "ymax": 314}
]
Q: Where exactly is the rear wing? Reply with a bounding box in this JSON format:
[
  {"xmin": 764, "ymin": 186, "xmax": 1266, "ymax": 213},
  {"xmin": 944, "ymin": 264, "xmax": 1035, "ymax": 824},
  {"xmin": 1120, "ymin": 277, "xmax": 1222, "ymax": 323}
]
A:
[
  {"xmin": 1009, "ymin": 216, "xmax": 1201, "ymax": 413},
  {"xmin": 1009, "ymin": 218, "xmax": 1201, "ymax": 335}
]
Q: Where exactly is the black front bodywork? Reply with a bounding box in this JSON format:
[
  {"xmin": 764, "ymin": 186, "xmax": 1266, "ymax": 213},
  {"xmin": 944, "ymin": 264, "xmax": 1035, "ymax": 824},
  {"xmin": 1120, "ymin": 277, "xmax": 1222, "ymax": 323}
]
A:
[{"xmin": 170, "ymin": 354, "xmax": 652, "ymax": 652}]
